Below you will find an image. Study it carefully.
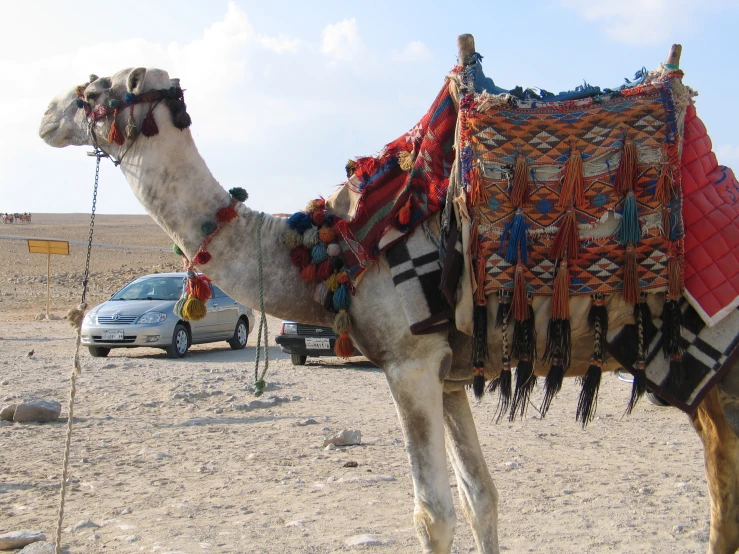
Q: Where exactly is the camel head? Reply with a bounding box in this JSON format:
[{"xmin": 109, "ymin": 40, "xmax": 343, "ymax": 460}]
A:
[{"xmin": 39, "ymin": 67, "xmax": 183, "ymax": 149}]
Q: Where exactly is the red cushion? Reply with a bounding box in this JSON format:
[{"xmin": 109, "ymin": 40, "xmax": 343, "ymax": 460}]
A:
[{"xmin": 682, "ymin": 104, "xmax": 739, "ymax": 323}]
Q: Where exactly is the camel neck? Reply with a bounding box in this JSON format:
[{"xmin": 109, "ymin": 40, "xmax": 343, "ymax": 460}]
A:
[{"xmin": 115, "ymin": 118, "xmax": 332, "ymax": 327}]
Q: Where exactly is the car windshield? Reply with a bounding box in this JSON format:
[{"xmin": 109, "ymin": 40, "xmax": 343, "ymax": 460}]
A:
[{"xmin": 110, "ymin": 276, "xmax": 184, "ymax": 301}]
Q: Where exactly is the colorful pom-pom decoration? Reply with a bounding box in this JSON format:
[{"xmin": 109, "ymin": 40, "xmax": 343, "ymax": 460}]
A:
[
  {"xmin": 172, "ymin": 244, "xmax": 184, "ymax": 256},
  {"xmin": 316, "ymin": 259, "xmax": 333, "ymax": 281},
  {"xmin": 318, "ymin": 227, "xmax": 336, "ymax": 244},
  {"xmin": 327, "ymin": 243, "xmax": 341, "ymax": 257},
  {"xmin": 311, "ymin": 243, "xmax": 328, "ymax": 264},
  {"xmin": 311, "ymin": 210, "xmax": 326, "ymax": 226},
  {"xmin": 201, "ymin": 221, "xmax": 217, "ymax": 235},
  {"xmin": 186, "ymin": 274, "xmax": 212, "ymax": 302},
  {"xmin": 333, "ymin": 284, "xmax": 351, "ymax": 311},
  {"xmin": 193, "ymin": 250, "xmax": 212, "ymax": 265},
  {"xmin": 182, "ymin": 296, "xmax": 207, "ymax": 321},
  {"xmin": 283, "ymin": 229, "xmax": 303, "ymax": 250},
  {"xmin": 229, "ymin": 187, "xmax": 248, "ymax": 202},
  {"xmin": 76, "ymin": 98, "xmax": 85, "ymax": 109},
  {"xmin": 335, "ymin": 332, "xmax": 355, "ymax": 358},
  {"xmin": 325, "ymin": 273, "xmax": 340, "ymax": 292},
  {"xmin": 108, "ymin": 98, "xmax": 120, "ymax": 109},
  {"xmin": 302, "ymin": 226, "xmax": 320, "ymax": 248},
  {"xmin": 124, "ymin": 92, "xmax": 136, "ymax": 104},
  {"xmin": 287, "ymin": 212, "xmax": 312, "ymax": 234},
  {"xmin": 216, "ymin": 205, "xmax": 238, "ymax": 223},
  {"xmin": 300, "ymin": 264, "xmax": 317, "ymax": 283},
  {"xmin": 290, "ymin": 246, "xmax": 311, "ymax": 269}
]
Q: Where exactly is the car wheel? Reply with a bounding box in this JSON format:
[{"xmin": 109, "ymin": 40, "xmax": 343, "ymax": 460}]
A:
[
  {"xmin": 646, "ymin": 391, "xmax": 671, "ymax": 407},
  {"xmin": 291, "ymin": 354, "xmax": 307, "ymax": 366},
  {"xmin": 228, "ymin": 318, "xmax": 248, "ymax": 350},
  {"xmin": 88, "ymin": 346, "xmax": 110, "ymax": 358},
  {"xmin": 167, "ymin": 323, "xmax": 190, "ymax": 359}
]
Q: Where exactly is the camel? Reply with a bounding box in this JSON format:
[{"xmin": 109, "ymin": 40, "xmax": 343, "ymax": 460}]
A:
[{"xmin": 39, "ymin": 41, "xmax": 739, "ymax": 554}]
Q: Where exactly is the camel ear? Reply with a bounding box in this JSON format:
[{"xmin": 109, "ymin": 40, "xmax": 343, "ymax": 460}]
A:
[
  {"xmin": 89, "ymin": 74, "xmax": 99, "ymax": 83},
  {"xmin": 127, "ymin": 68, "xmax": 147, "ymax": 95}
]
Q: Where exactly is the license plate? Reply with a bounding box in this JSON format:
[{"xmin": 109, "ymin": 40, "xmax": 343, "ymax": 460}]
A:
[
  {"xmin": 102, "ymin": 329, "xmax": 124, "ymax": 341},
  {"xmin": 305, "ymin": 337, "xmax": 330, "ymax": 350}
]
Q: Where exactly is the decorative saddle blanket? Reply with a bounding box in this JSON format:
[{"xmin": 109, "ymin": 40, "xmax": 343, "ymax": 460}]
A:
[{"xmin": 461, "ymin": 74, "xmax": 686, "ymax": 302}]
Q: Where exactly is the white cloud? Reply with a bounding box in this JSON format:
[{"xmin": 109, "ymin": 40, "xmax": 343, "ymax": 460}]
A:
[
  {"xmin": 392, "ymin": 41, "xmax": 433, "ymax": 63},
  {"xmin": 320, "ymin": 18, "xmax": 363, "ymax": 61},
  {"xmin": 716, "ymin": 144, "xmax": 739, "ymax": 166},
  {"xmin": 258, "ymin": 35, "xmax": 302, "ymax": 54},
  {"xmin": 561, "ymin": 0, "xmax": 737, "ymax": 45}
]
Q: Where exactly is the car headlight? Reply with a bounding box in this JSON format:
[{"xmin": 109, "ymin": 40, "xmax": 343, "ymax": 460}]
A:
[
  {"xmin": 137, "ymin": 312, "xmax": 167, "ymax": 324},
  {"xmin": 83, "ymin": 312, "xmax": 97, "ymax": 325},
  {"xmin": 282, "ymin": 323, "xmax": 298, "ymax": 335}
]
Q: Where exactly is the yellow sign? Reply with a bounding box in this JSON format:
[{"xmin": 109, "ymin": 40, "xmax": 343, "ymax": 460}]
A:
[
  {"xmin": 27, "ymin": 239, "xmax": 71, "ymax": 317},
  {"xmin": 27, "ymin": 239, "xmax": 70, "ymax": 255}
]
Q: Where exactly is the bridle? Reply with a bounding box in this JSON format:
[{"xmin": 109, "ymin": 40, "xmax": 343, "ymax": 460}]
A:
[{"xmin": 75, "ymin": 82, "xmax": 191, "ymax": 166}]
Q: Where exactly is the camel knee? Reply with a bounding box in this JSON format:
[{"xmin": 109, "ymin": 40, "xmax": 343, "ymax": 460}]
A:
[
  {"xmin": 718, "ymin": 390, "xmax": 739, "ymax": 438},
  {"xmin": 414, "ymin": 502, "xmax": 456, "ymax": 554}
]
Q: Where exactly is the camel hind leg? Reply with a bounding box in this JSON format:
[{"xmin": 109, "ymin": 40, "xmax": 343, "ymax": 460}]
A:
[
  {"xmin": 443, "ymin": 388, "xmax": 500, "ymax": 553},
  {"xmin": 691, "ymin": 385, "xmax": 739, "ymax": 554}
]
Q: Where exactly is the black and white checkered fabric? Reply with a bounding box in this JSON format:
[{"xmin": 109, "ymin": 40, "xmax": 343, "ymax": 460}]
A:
[
  {"xmin": 386, "ymin": 228, "xmax": 453, "ymax": 335},
  {"xmin": 609, "ymin": 298, "xmax": 739, "ymax": 414}
]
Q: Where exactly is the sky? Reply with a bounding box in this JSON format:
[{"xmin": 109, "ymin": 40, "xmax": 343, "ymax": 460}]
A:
[{"xmin": 1, "ymin": 0, "xmax": 738, "ymax": 216}]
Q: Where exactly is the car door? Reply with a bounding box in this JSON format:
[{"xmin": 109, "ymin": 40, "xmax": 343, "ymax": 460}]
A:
[
  {"xmin": 190, "ymin": 284, "xmax": 221, "ymax": 342},
  {"xmin": 211, "ymin": 284, "xmax": 238, "ymax": 336}
]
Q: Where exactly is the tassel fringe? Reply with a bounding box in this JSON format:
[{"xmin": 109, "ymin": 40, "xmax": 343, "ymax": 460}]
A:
[
  {"xmin": 576, "ymin": 361, "xmax": 602, "ymax": 426},
  {"xmin": 623, "ymin": 244, "xmax": 640, "ymax": 305},
  {"xmin": 616, "ymin": 192, "xmax": 641, "ymax": 245},
  {"xmin": 510, "ymin": 359, "xmax": 536, "ymax": 421},
  {"xmin": 511, "ymin": 156, "xmax": 530, "ymax": 207},
  {"xmin": 500, "ymin": 210, "xmax": 528, "ymax": 265},
  {"xmin": 550, "ymin": 210, "xmax": 579, "ymax": 260},
  {"xmin": 615, "ymin": 137, "xmax": 638, "ymax": 195},
  {"xmin": 557, "ymin": 148, "xmax": 585, "ymax": 209}
]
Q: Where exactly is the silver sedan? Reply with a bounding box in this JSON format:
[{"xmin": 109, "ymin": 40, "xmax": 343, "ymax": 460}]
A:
[{"xmin": 81, "ymin": 272, "xmax": 255, "ymax": 358}]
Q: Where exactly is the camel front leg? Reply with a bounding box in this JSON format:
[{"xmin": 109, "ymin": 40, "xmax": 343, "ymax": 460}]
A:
[
  {"xmin": 443, "ymin": 388, "xmax": 500, "ymax": 554},
  {"xmin": 386, "ymin": 349, "xmax": 457, "ymax": 554},
  {"xmin": 690, "ymin": 387, "xmax": 739, "ymax": 554}
]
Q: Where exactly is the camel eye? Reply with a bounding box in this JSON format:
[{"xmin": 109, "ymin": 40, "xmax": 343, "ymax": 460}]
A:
[{"xmin": 85, "ymin": 91, "xmax": 100, "ymax": 103}]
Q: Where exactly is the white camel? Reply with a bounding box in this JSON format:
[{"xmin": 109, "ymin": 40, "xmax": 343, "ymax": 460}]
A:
[{"xmin": 39, "ymin": 44, "xmax": 739, "ymax": 554}]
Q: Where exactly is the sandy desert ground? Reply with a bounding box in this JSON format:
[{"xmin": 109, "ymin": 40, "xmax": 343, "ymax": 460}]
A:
[{"xmin": 0, "ymin": 214, "xmax": 714, "ymax": 553}]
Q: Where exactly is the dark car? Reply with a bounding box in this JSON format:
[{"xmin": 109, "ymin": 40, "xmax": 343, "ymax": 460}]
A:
[{"xmin": 275, "ymin": 321, "xmax": 360, "ymax": 365}]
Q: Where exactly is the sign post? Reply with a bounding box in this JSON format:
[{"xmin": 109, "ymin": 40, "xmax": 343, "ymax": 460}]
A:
[{"xmin": 27, "ymin": 239, "xmax": 70, "ymax": 318}]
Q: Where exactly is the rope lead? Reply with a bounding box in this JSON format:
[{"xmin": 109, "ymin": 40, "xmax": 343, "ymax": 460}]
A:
[{"xmin": 253, "ymin": 212, "xmax": 270, "ymax": 396}]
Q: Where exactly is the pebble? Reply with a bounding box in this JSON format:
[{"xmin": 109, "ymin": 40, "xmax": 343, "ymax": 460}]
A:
[
  {"xmin": 504, "ymin": 462, "xmax": 521, "ymax": 470},
  {"xmin": 0, "ymin": 403, "xmax": 16, "ymax": 421},
  {"xmin": 285, "ymin": 520, "xmax": 305, "ymax": 527},
  {"xmin": 65, "ymin": 519, "xmax": 100, "ymax": 533},
  {"xmin": 296, "ymin": 418, "xmax": 318, "ymax": 427},
  {"xmin": 13, "ymin": 399, "xmax": 61, "ymax": 423},
  {"xmin": 17, "ymin": 542, "xmax": 55, "ymax": 553},
  {"xmin": 323, "ymin": 429, "xmax": 361, "ymax": 447},
  {"xmin": 346, "ymin": 534, "xmax": 391, "ymax": 547},
  {"xmin": 673, "ymin": 524, "xmax": 684, "ymax": 532},
  {"xmin": 0, "ymin": 531, "xmax": 46, "ymax": 550}
]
